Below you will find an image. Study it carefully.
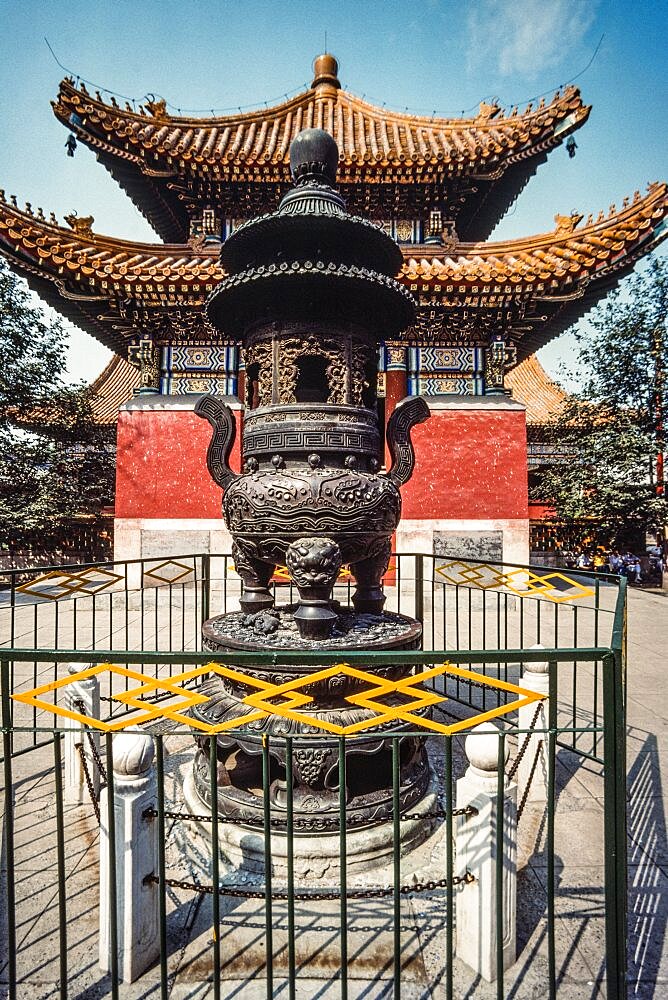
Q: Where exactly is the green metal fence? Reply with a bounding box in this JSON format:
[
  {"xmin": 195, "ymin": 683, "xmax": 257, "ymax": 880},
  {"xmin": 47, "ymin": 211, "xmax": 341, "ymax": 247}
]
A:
[{"xmin": 0, "ymin": 553, "xmax": 627, "ymax": 998}]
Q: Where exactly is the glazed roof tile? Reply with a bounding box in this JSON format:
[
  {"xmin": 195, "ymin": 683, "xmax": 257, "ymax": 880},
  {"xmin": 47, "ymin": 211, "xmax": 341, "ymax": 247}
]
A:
[
  {"xmin": 53, "ymin": 77, "xmax": 587, "ymax": 173},
  {"xmin": 505, "ymin": 355, "xmax": 566, "ymax": 424},
  {"xmin": 89, "ymin": 355, "xmax": 140, "ymax": 423},
  {"xmin": 1, "ymin": 182, "xmax": 665, "ymax": 354}
]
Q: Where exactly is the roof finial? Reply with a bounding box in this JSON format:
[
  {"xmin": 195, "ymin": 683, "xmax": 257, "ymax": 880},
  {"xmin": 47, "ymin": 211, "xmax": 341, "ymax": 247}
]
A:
[{"xmin": 312, "ymin": 52, "xmax": 340, "ymax": 92}]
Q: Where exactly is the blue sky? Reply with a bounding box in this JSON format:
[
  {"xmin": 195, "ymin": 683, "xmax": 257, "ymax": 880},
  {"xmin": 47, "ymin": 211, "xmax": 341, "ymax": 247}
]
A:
[{"xmin": 1, "ymin": 0, "xmax": 666, "ymax": 386}]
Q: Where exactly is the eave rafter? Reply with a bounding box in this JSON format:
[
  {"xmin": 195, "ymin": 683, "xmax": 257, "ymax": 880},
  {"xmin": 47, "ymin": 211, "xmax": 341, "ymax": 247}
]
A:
[
  {"xmin": 52, "ymin": 72, "xmax": 590, "ymax": 242},
  {"xmin": 1, "ymin": 182, "xmax": 666, "ymax": 357}
]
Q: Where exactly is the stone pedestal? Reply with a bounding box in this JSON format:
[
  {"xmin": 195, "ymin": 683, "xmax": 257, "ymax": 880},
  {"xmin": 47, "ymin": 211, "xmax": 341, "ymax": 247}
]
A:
[
  {"xmin": 191, "ymin": 607, "xmax": 430, "ymax": 843},
  {"xmin": 63, "ymin": 665, "xmax": 100, "ymax": 805},
  {"xmin": 183, "ymin": 770, "xmax": 438, "ymax": 877},
  {"xmin": 455, "ymin": 723, "xmax": 517, "ymax": 981},
  {"xmin": 518, "ymin": 644, "xmax": 550, "ymax": 805}
]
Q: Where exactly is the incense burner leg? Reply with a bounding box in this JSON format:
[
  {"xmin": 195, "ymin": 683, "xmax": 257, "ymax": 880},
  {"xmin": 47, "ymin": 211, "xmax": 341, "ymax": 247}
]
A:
[
  {"xmin": 232, "ymin": 540, "xmax": 275, "ymax": 614},
  {"xmin": 286, "ymin": 537, "xmax": 342, "ymax": 640},
  {"xmin": 351, "ymin": 538, "xmax": 391, "ymax": 615}
]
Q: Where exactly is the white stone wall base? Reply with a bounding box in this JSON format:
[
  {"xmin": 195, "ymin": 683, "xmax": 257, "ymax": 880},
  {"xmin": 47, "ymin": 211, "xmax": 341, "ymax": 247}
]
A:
[
  {"xmin": 115, "ymin": 517, "xmax": 529, "ymax": 567},
  {"xmin": 396, "ymin": 518, "xmax": 529, "ymax": 567},
  {"xmin": 114, "ymin": 517, "xmax": 233, "ymax": 563}
]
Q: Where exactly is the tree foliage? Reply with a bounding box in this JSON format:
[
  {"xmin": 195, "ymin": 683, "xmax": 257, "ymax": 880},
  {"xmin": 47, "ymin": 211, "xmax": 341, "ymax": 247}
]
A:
[
  {"xmin": 0, "ymin": 262, "xmax": 115, "ymax": 543},
  {"xmin": 531, "ymin": 257, "xmax": 668, "ymax": 544}
]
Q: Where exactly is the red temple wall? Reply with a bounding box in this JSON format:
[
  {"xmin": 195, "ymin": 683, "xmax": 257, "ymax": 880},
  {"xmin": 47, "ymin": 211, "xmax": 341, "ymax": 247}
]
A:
[
  {"xmin": 402, "ymin": 403, "xmax": 528, "ymax": 521},
  {"xmin": 115, "ymin": 400, "xmax": 242, "ymax": 520},
  {"xmin": 113, "ymin": 395, "xmax": 529, "ymax": 566}
]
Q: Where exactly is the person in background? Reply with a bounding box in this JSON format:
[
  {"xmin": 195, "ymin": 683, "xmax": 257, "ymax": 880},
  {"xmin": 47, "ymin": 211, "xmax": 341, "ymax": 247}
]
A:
[
  {"xmin": 624, "ymin": 553, "xmax": 642, "ymax": 584},
  {"xmin": 576, "ymin": 550, "xmax": 592, "ymax": 570},
  {"xmin": 609, "ymin": 550, "xmax": 622, "ymax": 574},
  {"xmin": 593, "ymin": 550, "xmax": 606, "ymax": 572}
]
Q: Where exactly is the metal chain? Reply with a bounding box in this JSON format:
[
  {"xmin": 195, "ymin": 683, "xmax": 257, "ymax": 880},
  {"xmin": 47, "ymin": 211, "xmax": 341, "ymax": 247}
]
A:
[
  {"xmin": 73, "ymin": 699, "xmax": 108, "ymax": 782},
  {"xmin": 148, "ymin": 870, "xmax": 475, "ymax": 901},
  {"xmin": 507, "ymin": 702, "xmax": 543, "ymax": 781},
  {"xmin": 85, "ymin": 731, "xmax": 107, "ymax": 783},
  {"xmin": 516, "ymin": 741, "xmax": 544, "ymax": 822},
  {"xmin": 74, "ymin": 741, "xmax": 101, "ymax": 824},
  {"xmin": 151, "ymin": 804, "xmax": 478, "ymax": 826}
]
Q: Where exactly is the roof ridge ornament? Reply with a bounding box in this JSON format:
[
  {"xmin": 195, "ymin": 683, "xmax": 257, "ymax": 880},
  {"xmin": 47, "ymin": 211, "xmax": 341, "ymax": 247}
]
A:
[
  {"xmin": 311, "ymin": 53, "xmax": 341, "ymax": 92},
  {"xmin": 64, "ymin": 211, "xmax": 95, "ymax": 237},
  {"xmin": 144, "ymin": 95, "xmax": 168, "ymax": 120},
  {"xmin": 478, "ymin": 101, "xmax": 501, "ymax": 120},
  {"xmin": 554, "ymin": 212, "xmax": 583, "ymax": 234}
]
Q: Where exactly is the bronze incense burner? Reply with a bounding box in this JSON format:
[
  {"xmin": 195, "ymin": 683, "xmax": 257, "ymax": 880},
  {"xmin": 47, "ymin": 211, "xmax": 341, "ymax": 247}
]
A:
[{"xmin": 191, "ymin": 129, "xmax": 432, "ymax": 839}]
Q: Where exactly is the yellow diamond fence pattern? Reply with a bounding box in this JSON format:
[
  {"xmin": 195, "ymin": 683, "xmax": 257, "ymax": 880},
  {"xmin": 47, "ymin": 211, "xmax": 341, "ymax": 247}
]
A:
[
  {"xmin": 15, "ymin": 566, "xmax": 123, "ymax": 602},
  {"xmin": 12, "ymin": 660, "xmax": 545, "ymax": 737},
  {"xmin": 434, "ymin": 560, "xmax": 595, "ymax": 604},
  {"xmin": 142, "ymin": 560, "xmax": 195, "ymax": 585}
]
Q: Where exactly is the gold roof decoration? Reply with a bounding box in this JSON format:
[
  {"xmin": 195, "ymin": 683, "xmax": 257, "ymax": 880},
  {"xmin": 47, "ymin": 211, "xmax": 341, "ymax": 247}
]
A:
[
  {"xmin": 553, "ymin": 212, "xmax": 584, "ymax": 234},
  {"xmin": 401, "ymin": 183, "xmax": 667, "ymax": 287},
  {"xmin": 143, "ymin": 96, "xmax": 168, "ymax": 119},
  {"xmin": 64, "ymin": 212, "xmax": 95, "ymax": 237},
  {"xmin": 53, "ymin": 73, "xmax": 587, "ymax": 173}
]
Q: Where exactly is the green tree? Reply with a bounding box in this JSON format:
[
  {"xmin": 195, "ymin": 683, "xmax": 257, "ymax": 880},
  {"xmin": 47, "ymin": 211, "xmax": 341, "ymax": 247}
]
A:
[
  {"xmin": 0, "ymin": 262, "xmax": 115, "ymax": 544},
  {"xmin": 531, "ymin": 257, "xmax": 668, "ymax": 546}
]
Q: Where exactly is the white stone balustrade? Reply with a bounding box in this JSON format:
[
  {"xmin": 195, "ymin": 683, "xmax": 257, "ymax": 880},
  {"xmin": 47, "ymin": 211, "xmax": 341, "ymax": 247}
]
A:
[
  {"xmin": 100, "ymin": 732, "xmax": 159, "ymax": 983},
  {"xmin": 63, "ymin": 663, "xmax": 100, "ymax": 805},
  {"xmin": 455, "ymin": 723, "xmax": 517, "ymax": 981}
]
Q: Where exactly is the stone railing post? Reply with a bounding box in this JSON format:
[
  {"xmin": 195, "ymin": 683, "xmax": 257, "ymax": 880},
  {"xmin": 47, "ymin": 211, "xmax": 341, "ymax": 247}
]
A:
[
  {"xmin": 100, "ymin": 733, "xmax": 159, "ymax": 983},
  {"xmin": 455, "ymin": 723, "xmax": 517, "ymax": 981},
  {"xmin": 64, "ymin": 664, "xmax": 100, "ymax": 805},
  {"xmin": 518, "ymin": 644, "xmax": 549, "ymax": 805}
]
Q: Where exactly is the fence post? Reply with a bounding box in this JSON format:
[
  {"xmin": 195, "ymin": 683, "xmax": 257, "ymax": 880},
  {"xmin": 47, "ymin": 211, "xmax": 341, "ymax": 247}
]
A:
[
  {"xmin": 455, "ymin": 723, "xmax": 517, "ymax": 981},
  {"xmin": 415, "ymin": 553, "xmax": 424, "ymax": 622},
  {"xmin": 100, "ymin": 733, "xmax": 159, "ymax": 983},
  {"xmin": 64, "ymin": 664, "xmax": 100, "ymax": 805},
  {"xmin": 201, "ymin": 552, "xmax": 211, "ymax": 624},
  {"xmin": 518, "ymin": 643, "xmax": 549, "ymax": 805}
]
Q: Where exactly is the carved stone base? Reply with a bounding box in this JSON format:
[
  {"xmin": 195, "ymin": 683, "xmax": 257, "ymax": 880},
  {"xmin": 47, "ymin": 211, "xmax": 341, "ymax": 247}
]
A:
[{"xmin": 183, "ymin": 769, "xmax": 438, "ymax": 878}]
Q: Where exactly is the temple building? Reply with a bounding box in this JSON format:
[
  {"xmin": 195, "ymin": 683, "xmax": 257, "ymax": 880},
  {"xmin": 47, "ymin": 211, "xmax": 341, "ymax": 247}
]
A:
[{"xmin": 1, "ymin": 54, "xmax": 667, "ymax": 565}]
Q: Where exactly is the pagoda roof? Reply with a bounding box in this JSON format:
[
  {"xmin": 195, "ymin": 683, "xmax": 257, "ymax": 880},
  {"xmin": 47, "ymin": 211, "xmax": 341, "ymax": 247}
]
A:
[
  {"xmin": 89, "ymin": 354, "xmax": 140, "ymax": 423},
  {"xmin": 505, "ymin": 354, "xmax": 566, "ymax": 424},
  {"xmin": 52, "ymin": 60, "xmax": 589, "ymax": 242},
  {"xmin": 1, "ymin": 183, "xmax": 665, "ymax": 356}
]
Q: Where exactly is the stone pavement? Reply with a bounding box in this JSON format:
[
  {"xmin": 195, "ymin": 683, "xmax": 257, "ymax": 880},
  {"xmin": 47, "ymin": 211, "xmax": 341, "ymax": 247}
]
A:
[{"xmin": 0, "ymin": 585, "xmax": 666, "ymax": 998}]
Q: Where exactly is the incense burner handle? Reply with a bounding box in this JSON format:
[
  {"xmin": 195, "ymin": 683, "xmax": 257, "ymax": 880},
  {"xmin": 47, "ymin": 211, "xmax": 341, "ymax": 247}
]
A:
[
  {"xmin": 194, "ymin": 395, "xmax": 239, "ymax": 492},
  {"xmin": 383, "ymin": 396, "xmax": 430, "ymax": 487}
]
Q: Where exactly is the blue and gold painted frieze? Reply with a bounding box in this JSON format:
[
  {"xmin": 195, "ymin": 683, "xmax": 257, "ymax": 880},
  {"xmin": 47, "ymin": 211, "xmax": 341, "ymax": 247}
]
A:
[
  {"xmin": 163, "ymin": 345, "xmax": 238, "ymax": 373},
  {"xmin": 408, "ymin": 346, "xmax": 484, "ymax": 374},
  {"xmin": 160, "ymin": 344, "xmax": 238, "ymax": 395},
  {"xmin": 409, "ymin": 374, "xmax": 482, "ymax": 396}
]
